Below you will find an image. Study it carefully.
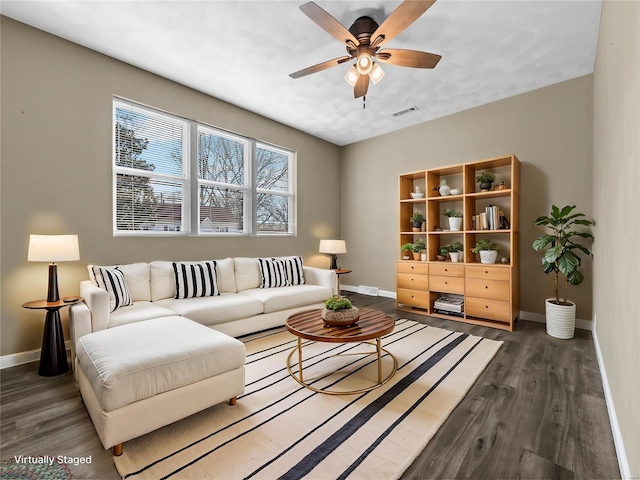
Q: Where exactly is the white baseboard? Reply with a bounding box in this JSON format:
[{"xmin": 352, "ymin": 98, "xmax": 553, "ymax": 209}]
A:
[
  {"xmin": 0, "ymin": 341, "xmax": 71, "ymax": 370},
  {"xmin": 592, "ymin": 316, "xmax": 632, "ymax": 480},
  {"xmin": 341, "ymin": 284, "xmax": 396, "ymax": 299},
  {"xmin": 519, "ymin": 310, "xmax": 593, "ymax": 331}
]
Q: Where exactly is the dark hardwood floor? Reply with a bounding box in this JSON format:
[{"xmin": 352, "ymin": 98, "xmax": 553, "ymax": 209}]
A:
[{"xmin": 1, "ymin": 293, "xmax": 620, "ymax": 479}]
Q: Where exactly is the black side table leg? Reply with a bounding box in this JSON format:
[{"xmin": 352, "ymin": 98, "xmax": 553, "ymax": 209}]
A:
[{"xmin": 39, "ymin": 309, "xmax": 69, "ymax": 376}]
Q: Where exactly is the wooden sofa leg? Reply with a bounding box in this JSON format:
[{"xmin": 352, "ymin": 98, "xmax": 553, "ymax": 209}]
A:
[
  {"xmin": 229, "ymin": 397, "xmax": 237, "ymax": 406},
  {"xmin": 112, "ymin": 444, "xmax": 123, "ymax": 456}
]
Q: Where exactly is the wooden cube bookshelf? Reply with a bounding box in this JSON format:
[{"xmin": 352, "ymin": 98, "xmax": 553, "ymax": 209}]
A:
[{"xmin": 397, "ymin": 154, "xmax": 520, "ymax": 331}]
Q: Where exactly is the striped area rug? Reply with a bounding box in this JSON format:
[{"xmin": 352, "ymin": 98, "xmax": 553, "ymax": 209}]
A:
[{"xmin": 114, "ymin": 319, "xmax": 502, "ymax": 479}]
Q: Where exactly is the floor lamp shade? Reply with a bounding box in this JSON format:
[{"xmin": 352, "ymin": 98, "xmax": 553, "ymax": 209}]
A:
[
  {"xmin": 28, "ymin": 235, "xmax": 80, "ymax": 302},
  {"xmin": 319, "ymin": 239, "xmax": 347, "ymax": 270}
]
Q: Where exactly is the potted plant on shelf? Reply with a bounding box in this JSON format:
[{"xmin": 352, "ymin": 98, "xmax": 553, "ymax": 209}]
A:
[
  {"xmin": 442, "ymin": 208, "xmax": 463, "ymax": 231},
  {"xmin": 449, "ymin": 241, "xmax": 464, "ymax": 263},
  {"xmin": 437, "ymin": 244, "xmax": 450, "ymax": 261},
  {"xmin": 411, "ymin": 211, "xmax": 425, "ymax": 232},
  {"xmin": 532, "ymin": 204, "xmax": 594, "ymax": 339},
  {"xmin": 472, "ymin": 238, "xmax": 500, "ymax": 264},
  {"xmin": 476, "ymin": 171, "xmax": 496, "ymax": 191},
  {"xmin": 322, "ymin": 295, "xmax": 360, "ymax": 327},
  {"xmin": 401, "ymin": 243, "xmax": 413, "ymax": 260},
  {"xmin": 411, "ymin": 238, "xmax": 426, "ymax": 260}
]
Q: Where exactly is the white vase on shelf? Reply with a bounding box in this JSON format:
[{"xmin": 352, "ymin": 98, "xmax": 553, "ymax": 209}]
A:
[{"xmin": 439, "ymin": 179, "xmax": 450, "ymax": 196}]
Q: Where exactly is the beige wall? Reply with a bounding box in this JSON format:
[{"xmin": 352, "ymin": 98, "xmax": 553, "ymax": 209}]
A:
[
  {"xmin": 0, "ymin": 17, "xmax": 342, "ymax": 355},
  {"xmin": 593, "ymin": 1, "xmax": 640, "ymax": 477},
  {"xmin": 341, "ymin": 75, "xmax": 594, "ymax": 320}
]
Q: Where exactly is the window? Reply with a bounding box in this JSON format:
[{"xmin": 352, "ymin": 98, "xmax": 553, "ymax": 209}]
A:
[{"xmin": 113, "ymin": 99, "xmax": 296, "ymax": 236}]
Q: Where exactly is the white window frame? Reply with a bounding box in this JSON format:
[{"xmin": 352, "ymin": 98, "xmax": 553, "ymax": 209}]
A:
[{"xmin": 112, "ymin": 98, "xmax": 296, "ymax": 237}]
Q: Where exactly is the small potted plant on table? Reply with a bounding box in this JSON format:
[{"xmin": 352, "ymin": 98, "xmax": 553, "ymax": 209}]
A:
[
  {"xmin": 401, "ymin": 243, "xmax": 413, "ymax": 260},
  {"xmin": 322, "ymin": 295, "xmax": 360, "ymax": 327},
  {"xmin": 476, "ymin": 171, "xmax": 496, "ymax": 191},
  {"xmin": 532, "ymin": 204, "xmax": 593, "ymax": 339},
  {"xmin": 437, "ymin": 244, "xmax": 450, "ymax": 261},
  {"xmin": 472, "ymin": 238, "xmax": 500, "ymax": 264},
  {"xmin": 442, "ymin": 208, "xmax": 463, "ymax": 231}
]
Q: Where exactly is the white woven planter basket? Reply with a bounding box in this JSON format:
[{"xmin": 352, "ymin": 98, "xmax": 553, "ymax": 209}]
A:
[{"xmin": 545, "ymin": 298, "xmax": 576, "ymax": 339}]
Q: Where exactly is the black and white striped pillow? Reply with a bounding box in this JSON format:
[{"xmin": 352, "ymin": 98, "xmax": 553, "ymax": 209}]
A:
[
  {"xmin": 276, "ymin": 256, "xmax": 305, "ymax": 286},
  {"xmin": 91, "ymin": 266, "xmax": 133, "ymax": 312},
  {"xmin": 172, "ymin": 261, "xmax": 219, "ymax": 299},
  {"xmin": 258, "ymin": 257, "xmax": 289, "ymax": 288}
]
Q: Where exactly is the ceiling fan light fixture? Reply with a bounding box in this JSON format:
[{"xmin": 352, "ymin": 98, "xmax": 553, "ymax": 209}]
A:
[
  {"xmin": 356, "ymin": 52, "xmax": 373, "ymax": 75},
  {"xmin": 370, "ymin": 63, "xmax": 385, "ymax": 84},
  {"xmin": 344, "ymin": 65, "xmax": 360, "ymax": 87}
]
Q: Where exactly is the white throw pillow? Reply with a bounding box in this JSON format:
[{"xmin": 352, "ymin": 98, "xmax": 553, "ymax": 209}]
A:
[
  {"xmin": 258, "ymin": 258, "xmax": 289, "ymax": 288},
  {"xmin": 172, "ymin": 261, "xmax": 220, "ymax": 299},
  {"xmin": 91, "ymin": 266, "xmax": 133, "ymax": 312},
  {"xmin": 275, "ymin": 256, "xmax": 306, "ymax": 286}
]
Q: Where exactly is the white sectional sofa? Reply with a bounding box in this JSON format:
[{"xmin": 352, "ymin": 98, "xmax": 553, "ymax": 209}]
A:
[
  {"xmin": 69, "ymin": 256, "xmax": 336, "ymax": 363},
  {"xmin": 69, "ymin": 256, "xmax": 336, "ymax": 454}
]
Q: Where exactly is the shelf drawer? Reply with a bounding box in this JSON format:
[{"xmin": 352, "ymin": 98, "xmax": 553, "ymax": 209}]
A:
[
  {"xmin": 429, "ymin": 263, "xmax": 465, "ymax": 277},
  {"xmin": 397, "ymin": 288, "xmax": 430, "ymax": 309},
  {"xmin": 397, "ymin": 273, "xmax": 429, "ymax": 290},
  {"xmin": 466, "ymin": 297, "xmax": 512, "ymax": 322},
  {"xmin": 466, "ymin": 265, "xmax": 510, "ymax": 281},
  {"xmin": 397, "ymin": 262, "xmax": 429, "ymax": 275},
  {"xmin": 465, "ymin": 278, "xmax": 510, "ymax": 301},
  {"xmin": 429, "ymin": 275, "xmax": 464, "ymax": 294}
]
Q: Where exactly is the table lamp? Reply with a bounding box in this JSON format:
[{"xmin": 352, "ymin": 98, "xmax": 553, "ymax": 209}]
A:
[
  {"xmin": 28, "ymin": 234, "xmax": 80, "ymax": 302},
  {"xmin": 319, "ymin": 239, "xmax": 346, "ymax": 270}
]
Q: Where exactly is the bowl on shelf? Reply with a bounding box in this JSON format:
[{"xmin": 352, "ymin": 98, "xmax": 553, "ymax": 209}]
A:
[
  {"xmin": 449, "ymin": 188, "xmax": 462, "ymax": 195},
  {"xmin": 410, "ymin": 192, "xmax": 424, "ymax": 199}
]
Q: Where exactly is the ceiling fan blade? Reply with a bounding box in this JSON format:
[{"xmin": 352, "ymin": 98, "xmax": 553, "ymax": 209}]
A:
[
  {"xmin": 376, "ymin": 49, "xmax": 441, "ymax": 68},
  {"xmin": 299, "ymin": 2, "xmax": 359, "ymax": 46},
  {"xmin": 289, "ymin": 56, "xmax": 353, "ymax": 79},
  {"xmin": 354, "ymin": 74, "xmax": 369, "ymax": 98},
  {"xmin": 371, "ymin": 0, "xmax": 437, "ymax": 47}
]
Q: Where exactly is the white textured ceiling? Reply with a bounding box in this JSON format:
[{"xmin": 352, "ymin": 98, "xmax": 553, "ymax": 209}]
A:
[{"xmin": 1, "ymin": 1, "xmax": 602, "ymax": 146}]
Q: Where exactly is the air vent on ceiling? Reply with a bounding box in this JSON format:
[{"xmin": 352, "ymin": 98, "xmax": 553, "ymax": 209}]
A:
[{"xmin": 391, "ymin": 106, "xmax": 419, "ymax": 117}]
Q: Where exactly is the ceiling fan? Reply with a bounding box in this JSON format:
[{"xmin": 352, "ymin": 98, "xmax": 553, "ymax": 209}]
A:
[{"xmin": 289, "ymin": 1, "xmax": 442, "ymax": 99}]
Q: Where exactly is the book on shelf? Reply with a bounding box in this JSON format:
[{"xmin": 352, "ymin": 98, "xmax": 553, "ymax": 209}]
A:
[
  {"xmin": 434, "ymin": 294, "xmax": 464, "ymax": 313},
  {"xmin": 474, "ymin": 206, "xmax": 508, "ymax": 230}
]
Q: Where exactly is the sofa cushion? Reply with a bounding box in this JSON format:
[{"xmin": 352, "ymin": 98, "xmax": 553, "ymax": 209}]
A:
[
  {"xmin": 233, "ymin": 257, "xmax": 261, "ymax": 292},
  {"xmin": 91, "ymin": 267, "xmax": 132, "ymax": 312},
  {"xmin": 88, "ymin": 262, "xmax": 150, "ymax": 302},
  {"xmin": 150, "ymin": 258, "xmax": 236, "ymax": 301},
  {"xmin": 76, "ymin": 316, "xmax": 246, "ymax": 411},
  {"xmin": 155, "ymin": 293, "xmax": 264, "ymax": 327},
  {"xmin": 172, "ymin": 261, "xmax": 219, "ymax": 299},
  {"xmin": 239, "ymin": 284, "xmax": 332, "ymax": 314},
  {"xmin": 108, "ymin": 302, "xmax": 179, "ymax": 328},
  {"xmin": 276, "ymin": 256, "xmax": 305, "ymax": 286},
  {"xmin": 258, "ymin": 257, "xmax": 289, "ymax": 288}
]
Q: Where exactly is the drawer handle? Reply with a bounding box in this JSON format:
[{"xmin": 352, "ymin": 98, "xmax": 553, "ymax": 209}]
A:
[
  {"xmin": 485, "ymin": 285, "xmax": 488, "ymax": 289},
  {"xmin": 411, "ymin": 266, "xmax": 414, "ymax": 269},
  {"xmin": 445, "ymin": 281, "xmax": 448, "ymax": 285},
  {"xmin": 485, "ymin": 305, "xmax": 489, "ymax": 309},
  {"xmin": 444, "ymin": 268, "xmax": 448, "ymax": 272},
  {"xmin": 485, "ymin": 270, "xmax": 489, "ymax": 274}
]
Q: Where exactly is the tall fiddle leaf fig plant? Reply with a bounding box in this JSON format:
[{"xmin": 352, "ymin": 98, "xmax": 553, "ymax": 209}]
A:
[{"xmin": 532, "ymin": 205, "xmax": 594, "ymax": 305}]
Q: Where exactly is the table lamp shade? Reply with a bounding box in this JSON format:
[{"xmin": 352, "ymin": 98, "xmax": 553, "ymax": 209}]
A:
[
  {"xmin": 28, "ymin": 235, "xmax": 80, "ymax": 262},
  {"xmin": 319, "ymin": 239, "xmax": 346, "ymax": 270},
  {"xmin": 28, "ymin": 235, "xmax": 79, "ymax": 302},
  {"xmin": 319, "ymin": 240, "xmax": 347, "ymax": 255}
]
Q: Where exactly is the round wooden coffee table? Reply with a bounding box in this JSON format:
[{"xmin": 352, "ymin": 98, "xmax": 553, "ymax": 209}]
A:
[{"xmin": 285, "ymin": 308, "xmax": 397, "ymax": 395}]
